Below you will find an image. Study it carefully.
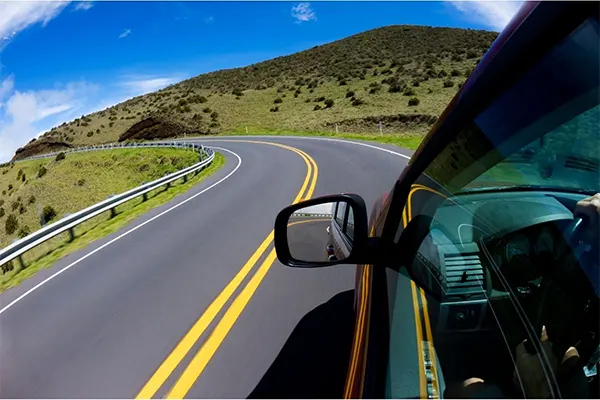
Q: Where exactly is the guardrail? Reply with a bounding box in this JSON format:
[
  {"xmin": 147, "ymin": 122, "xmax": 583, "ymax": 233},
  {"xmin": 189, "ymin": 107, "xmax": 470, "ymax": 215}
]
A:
[{"xmin": 1, "ymin": 142, "xmax": 215, "ymax": 268}]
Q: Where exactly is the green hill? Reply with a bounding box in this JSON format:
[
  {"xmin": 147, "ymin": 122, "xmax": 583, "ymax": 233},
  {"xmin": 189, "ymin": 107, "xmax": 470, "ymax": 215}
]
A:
[{"xmin": 16, "ymin": 25, "xmax": 497, "ymax": 158}]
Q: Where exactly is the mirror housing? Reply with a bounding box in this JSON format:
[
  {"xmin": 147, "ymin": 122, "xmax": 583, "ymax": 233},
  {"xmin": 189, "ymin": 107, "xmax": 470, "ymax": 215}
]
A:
[{"xmin": 274, "ymin": 194, "xmax": 371, "ymax": 268}]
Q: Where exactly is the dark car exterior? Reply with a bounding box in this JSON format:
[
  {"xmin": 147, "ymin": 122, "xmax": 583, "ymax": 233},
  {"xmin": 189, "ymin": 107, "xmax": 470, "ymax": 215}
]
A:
[{"xmin": 339, "ymin": 2, "xmax": 600, "ymax": 398}]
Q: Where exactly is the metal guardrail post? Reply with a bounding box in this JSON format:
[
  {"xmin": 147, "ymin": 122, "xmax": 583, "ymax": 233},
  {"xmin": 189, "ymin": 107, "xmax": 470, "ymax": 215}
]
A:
[{"xmin": 68, "ymin": 227, "xmax": 75, "ymax": 242}]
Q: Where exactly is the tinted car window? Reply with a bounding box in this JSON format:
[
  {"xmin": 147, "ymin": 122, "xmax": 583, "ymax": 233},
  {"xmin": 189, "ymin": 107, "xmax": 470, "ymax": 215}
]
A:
[{"xmin": 335, "ymin": 202, "xmax": 347, "ymax": 228}]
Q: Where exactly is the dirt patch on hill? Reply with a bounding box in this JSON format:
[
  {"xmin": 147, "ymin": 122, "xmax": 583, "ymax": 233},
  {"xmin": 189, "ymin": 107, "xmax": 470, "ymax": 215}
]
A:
[
  {"xmin": 12, "ymin": 139, "xmax": 73, "ymax": 161},
  {"xmin": 326, "ymin": 113, "xmax": 437, "ymax": 133},
  {"xmin": 118, "ymin": 117, "xmax": 206, "ymax": 142}
]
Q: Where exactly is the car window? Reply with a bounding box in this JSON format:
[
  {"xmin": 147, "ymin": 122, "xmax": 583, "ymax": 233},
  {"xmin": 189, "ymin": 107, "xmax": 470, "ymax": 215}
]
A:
[
  {"xmin": 346, "ymin": 207, "xmax": 355, "ymax": 242},
  {"xmin": 386, "ymin": 16, "xmax": 600, "ymax": 399},
  {"xmin": 335, "ymin": 201, "xmax": 347, "ymax": 229}
]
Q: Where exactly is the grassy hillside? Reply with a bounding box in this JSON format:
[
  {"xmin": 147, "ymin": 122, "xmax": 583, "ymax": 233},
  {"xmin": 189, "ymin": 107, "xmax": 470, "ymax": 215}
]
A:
[
  {"xmin": 0, "ymin": 147, "xmax": 199, "ymax": 249},
  {"xmin": 18, "ymin": 25, "xmax": 497, "ymax": 157}
]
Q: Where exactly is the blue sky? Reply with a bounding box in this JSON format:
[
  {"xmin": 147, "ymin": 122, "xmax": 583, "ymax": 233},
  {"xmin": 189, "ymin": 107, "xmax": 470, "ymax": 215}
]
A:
[{"xmin": 0, "ymin": 1, "xmax": 522, "ymax": 161}]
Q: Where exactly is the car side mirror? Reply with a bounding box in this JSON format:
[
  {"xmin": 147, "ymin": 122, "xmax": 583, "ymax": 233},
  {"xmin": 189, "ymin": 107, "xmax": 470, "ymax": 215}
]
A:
[{"xmin": 274, "ymin": 194, "xmax": 370, "ymax": 267}]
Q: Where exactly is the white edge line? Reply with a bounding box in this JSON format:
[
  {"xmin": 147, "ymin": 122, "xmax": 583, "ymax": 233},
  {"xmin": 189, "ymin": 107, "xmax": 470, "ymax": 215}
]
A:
[{"xmin": 0, "ymin": 147, "xmax": 241, "ymax": 315}]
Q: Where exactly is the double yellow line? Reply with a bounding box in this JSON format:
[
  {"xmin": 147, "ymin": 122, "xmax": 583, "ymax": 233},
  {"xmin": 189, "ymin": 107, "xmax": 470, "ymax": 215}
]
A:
[
  {"xmin": 344, "ymin": 184, "xmax": 440, "ymax": 399},
  {"xmin": 136, "ymin": 141, "xmax": 318, "ymax": 399}
]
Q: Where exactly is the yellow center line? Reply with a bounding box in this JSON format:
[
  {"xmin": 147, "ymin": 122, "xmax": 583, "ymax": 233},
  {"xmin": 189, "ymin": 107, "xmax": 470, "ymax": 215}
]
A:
[
  {"xmin": 136, "ymin": 141, "xmax": 317, "ymax": 399},
  {"xmin": 411, "ymin": 281, "xmax": 427, "ymax": 397}
]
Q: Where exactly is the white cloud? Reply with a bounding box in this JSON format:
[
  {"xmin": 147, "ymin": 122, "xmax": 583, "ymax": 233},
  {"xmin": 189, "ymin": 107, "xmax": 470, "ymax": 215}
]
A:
[
  {"xmin": 118, "ymin": 75, "xmax": 184, "ymax": 95},
  {"xmin": 0, "ymin": 80, "xmax": 98, "ymax": 162},
  {"xmin": 118, "ymin": 28, "xmax": 131, "ymax": 39},
  {"xmin": 0, "ymin": 1, "xmax": 70, "ymax": 50},
  {"xmin": 73, "ymin": 1, "xmax": 94, "ymax": 12},
  {"xmin": 0, "ymin": 74, "xmax": 14, "ymax": 106},
  {"xmin": 448, "ymin": 1, "xmax": 523, "ymax": 32},
  {"xmin": 291, "ymin": 3, "xmax": 316, "ymax": 24}
]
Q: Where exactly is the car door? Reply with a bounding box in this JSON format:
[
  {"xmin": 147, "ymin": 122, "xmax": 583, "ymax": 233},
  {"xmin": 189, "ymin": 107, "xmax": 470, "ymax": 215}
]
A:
[{"xmin": 355, "ymin": 2, "xmax": 599, "ymax": 398}]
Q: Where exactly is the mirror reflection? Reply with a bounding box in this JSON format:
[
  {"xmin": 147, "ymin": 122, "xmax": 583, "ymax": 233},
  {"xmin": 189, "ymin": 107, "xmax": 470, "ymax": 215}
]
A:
[{"xmin": 288, "ymin": 201, "xmax": 354, "ymax": 263}]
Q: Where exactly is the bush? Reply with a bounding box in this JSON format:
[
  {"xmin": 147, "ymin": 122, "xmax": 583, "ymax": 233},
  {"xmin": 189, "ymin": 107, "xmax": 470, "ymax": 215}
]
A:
[
  {"xmin": 451, "ymin": 53, "xmax": 463, "ymax": 62},
  {"xmin": 314, "ymin": 96, "xmax": 326, "ymax": 102},
  {"xmin": 304, "ymin": 99, "xmax": 311, "ymax": 103},
  {"xmin": 451, "ymin": 69, "xmax": 461, "ymax": 77},
  {"xmin": 466, "ymin": 50, "xmax": 478, "ymax": 59},
  {"xmin": 7, "ymin": 184, "xmax": 12, "ymax": 191},
  {"xmin": 87, "ymin": 131, "xmax": 94, "ymax": 137},
  {"xmin": 274, "ymin": 97, "xmax": 283, "ymax": 104},
  {"xmin": 209, "ymin": 122, "xmax": 219, "ymax": 128},
  {"xmin": 408, "ymin": 97, "xmax": 420, "ymax": 106},
  {"xmin": 28, "ymin": 195, "xmax": 36, "ymax": 204},
  {"xmin": 0, "ymin": 200, "xmax": 4, "ymax": 207},
  {"xmin": 17, "ymin": 225, "xmax": 31, "ymax": 238},
  {"xmin": 313, "ymin": 105, "xmax": 322, "ymax": 111},
  {"xmin": 443, "ymin": 79, "xmax": 455, "ymax": 88},
  {"xmin": 438, "ymin": 69, "xmax": 448, "ymax": 78},
  {"xmin": 403, "ymin": 88, "xmax": 415, "ymax": 96},
  {"xmin": 270, "ymin": 106, "xmax": 279, "ymax": 112},
  {"xmin": 388, "ymin": 82, "xmax": 404, "ymax": 93},
  {"xmin": 324, "ymin": 99, "xmax": 334, "ymax": 108},
  {"xmin": 16, "ymin": 169, "xmax": 23, "ymax": 181},
  {"xmin": 11, "ymin": 201, "xmax": 19, "ymax": 211},
  {"xmin": 77, "ymin": 179, "xmax": 86, "ymax": 186},
  {"xmin": 5, "ymin": 214, "xmax": 18, "ymax": 235},
  {"xmin": 210, "ymin": 111, "xmax": 219, "ymax": 119},
  {"xmin": 203, "ymin": 107, "xmax": 211, "ymax": 113},
  {"xmin": 42, "ymin": 206, "xmax": 57, "ymax": 224},
  {"xmin": 55, "ymin": 152, "xmax": 66, "ymax": 162},
  {"xmin": 0, "ymin": 207, "xmax": 4, "ymax": 218},
  {"xmin": 412, "ymin": 79, "xmax": 420, "ymax": 87},
  {"xmin": 21, "ymin": 173, "xmax": 26, "ymax": 182},
  {"xmin": 18, "ymin": 204, "xmax": 26, "ymax": 214},
  {"xmin": 351, "ymin": 98, "xmax": 364, "ymax": 106},
  {"xmin": 345, "ymin": 90, "xmax": 355, "ymax": 98},
  {"xmin": 339, "ymin": 80, "xmax": 347, "ymax": 86}
]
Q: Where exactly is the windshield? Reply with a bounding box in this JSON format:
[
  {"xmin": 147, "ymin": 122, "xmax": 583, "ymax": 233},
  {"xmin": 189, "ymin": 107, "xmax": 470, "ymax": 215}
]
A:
[{"xmin": 463, "ymin": 18, "xmax": 599, "ymax": 194}]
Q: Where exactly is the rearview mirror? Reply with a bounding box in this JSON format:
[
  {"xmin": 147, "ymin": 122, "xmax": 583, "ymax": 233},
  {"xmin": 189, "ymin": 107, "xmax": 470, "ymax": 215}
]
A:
[{"xmin": 274, "ymin": 194, "xmax": 370, "ymax": 267}]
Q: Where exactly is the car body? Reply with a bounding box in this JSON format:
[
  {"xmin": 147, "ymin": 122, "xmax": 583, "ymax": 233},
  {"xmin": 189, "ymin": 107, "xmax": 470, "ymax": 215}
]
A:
[{"xmin": 275, "ymin": 1, "xmax": 599, "ymax": 398}]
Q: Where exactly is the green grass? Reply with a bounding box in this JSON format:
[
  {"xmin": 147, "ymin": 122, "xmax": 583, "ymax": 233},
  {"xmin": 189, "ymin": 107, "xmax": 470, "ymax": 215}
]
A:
[{"xmin": 0, "ymin": 151, "xmax": 225, "ymax": 293}]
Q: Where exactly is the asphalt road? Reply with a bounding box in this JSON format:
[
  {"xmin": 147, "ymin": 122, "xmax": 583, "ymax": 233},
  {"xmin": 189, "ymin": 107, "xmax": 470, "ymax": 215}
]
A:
[{"xmin": 0, "ymin": 136, "xmax": 413, "ymax": 398}]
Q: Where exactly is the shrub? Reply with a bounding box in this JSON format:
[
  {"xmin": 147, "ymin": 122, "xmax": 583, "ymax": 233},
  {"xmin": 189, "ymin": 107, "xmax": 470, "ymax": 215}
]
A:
[
  {"xmin": 178, "ymin": 99, "xmax": 188, "ymax": 106},
  {"xmin": 203, "ymin": 107, "xmax": 211, "ymax": 113},
  {"xmin": 324, "ymin": 99, "xmax": 334, "ymax": 108},
  {"xmin": 17, "ymin": 225, "xmax": 31, "ymax": 238},
  {"xmin": 16, "ymin": 169, "xmax": 23, "ymax": 181},
  {"xmin": 0, "ymin": 200, "xmax": 3, "ymax": 207},
  {"xmin": 11, "ymin": 201, "xmax": 19, "ymax": 211},
  {"xmin": 351, "ymin": 98, "xmax": 364, "ymax": 106},
  {"xmin": 412, "ymin": 79, "xmax": 420, "ymax": 87},
  {"xmin": 0, "ymin": 207, "xmax": 4, "ymax": 218},
  {"xmin": 28, "ymin": 195, "xmax": 36, "ymax": 204},
  {"xmin": 87, "ymin": 131, "xmax": 94, "ymax": 137},
  {"xmin": 369, "ymin": 85, "xmax": 381, "ymax": 94},
  {"xmin": 5, "ymin": 214, "xmax": 18, "ymax": 235},
  {"xmin": 1, "ymin": 260, "xmax": 14, "ymax": 274},
  {"xmin": 18, "ymin": 204, "xmax": 26, "ymax": 214},
  {"xmin": 304, "ymin": 99, "xmax": 311, "ymax": 103},
  {"xmin": 7, "ymin": 184, "xmax": 12, "ymax": 191},
  {"xmin": 21, "ymin": 173, "xmax": 26, "ymax": 182},
  {"xmin": 232, "ymin": 88, "xmax": 244, "ymax": 96},
  {"xmin": 314, "ymin": 96, "xmax": 326, "ymax": 102},
  {"xmin": 209, "ymin": 122, "xmax": 219, "ymax": 128},
  {"xmin": 55, "ymin": 152, "xmax": 66, "ymax": 162},
  {"xmin": 408, "ymin": 97, "xmax": 420, "ymax": 106},
  {"xmin": 388, "ymin": 82, "xmax": 405, "ymax": 93},
  {"xmin": 438, "ymin": 69, "xmax": 448, "ymax": 78},
  {"xmin": 313, "ymin": 105, "xmax": 322, "ymax": 111},
  {"xmin": 77, "ymin": 179, "xmax": 86, "ymax": 186},
  {"xmin": 270, "ymin": 106, "xmax": 279, "ymax": 112},
  {"xmin": 451, "ymin": 69, "xmax": 461, "ymax": 77},
  {"xmin": 451, "ymin": 53, "xmax": 463, "ymax": 62},
  {"xmin": 403, "ymin": 88, "xmax": 415, "ymax": 96},
  {"xmin": 346, "ymin": 90, "xmax": 355, "ymax": 98},
  {"xmin": 274, "ymin": 98, "xmax": 283, "ymax": 104},
  {"xmin": 466, "ymin": 49, "xmax": 478, "ymax": 59},
  {"xmin": 339, "ymin": 80, "xmax": 347, "ymax": 86},
  {"xmin": 42, "ymin": 206, "xmax": 57, "ymax": 224},
  {"xmin": 210, "ymin": 111, "xmax": 219, "ymax": 119},
  {"xmin": 443, "ymin": 79, "xmax": 455, "ymax": 88}
]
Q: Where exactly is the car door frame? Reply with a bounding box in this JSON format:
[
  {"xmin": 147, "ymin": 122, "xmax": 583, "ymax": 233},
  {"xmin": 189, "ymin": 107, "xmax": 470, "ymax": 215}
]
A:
[{"xmin": 345, "ymin": 2, "xmax": 599, "ymax": 398}]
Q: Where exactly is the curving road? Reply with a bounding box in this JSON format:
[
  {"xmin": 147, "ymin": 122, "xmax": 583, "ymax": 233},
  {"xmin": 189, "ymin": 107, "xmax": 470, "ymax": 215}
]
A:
[{"xmin": 0, "ymin": 137, "xmax": 413, "ymax": 398}]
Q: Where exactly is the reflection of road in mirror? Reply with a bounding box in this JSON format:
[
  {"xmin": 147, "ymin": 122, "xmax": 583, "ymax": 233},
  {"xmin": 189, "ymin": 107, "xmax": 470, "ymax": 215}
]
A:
[{"xmin": 287, "ymin": 218, "xmax": 331, "ymax": 262}]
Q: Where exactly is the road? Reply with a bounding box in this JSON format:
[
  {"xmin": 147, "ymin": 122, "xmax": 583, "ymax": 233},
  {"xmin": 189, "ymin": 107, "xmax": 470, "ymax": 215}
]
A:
[{"xmin": 0, "ymin": 136, "xmax": 412, "ymax": 398}]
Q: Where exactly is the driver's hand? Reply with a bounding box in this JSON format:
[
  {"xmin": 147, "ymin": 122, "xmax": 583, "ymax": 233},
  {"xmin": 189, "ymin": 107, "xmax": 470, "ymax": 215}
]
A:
[
  {"xmin": 513, "ymin": 326, "xmax": 579, "ymax": 398},
  {"xmin": 574, "ymin": 193, "xmax": 600, "ymax": 245}
]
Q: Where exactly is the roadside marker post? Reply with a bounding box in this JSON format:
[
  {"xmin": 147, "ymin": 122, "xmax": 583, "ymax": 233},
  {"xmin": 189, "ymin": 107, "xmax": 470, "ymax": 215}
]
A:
[{"xmin": 379, "ymin": 121, "xmax": 383, "ymax": 136}]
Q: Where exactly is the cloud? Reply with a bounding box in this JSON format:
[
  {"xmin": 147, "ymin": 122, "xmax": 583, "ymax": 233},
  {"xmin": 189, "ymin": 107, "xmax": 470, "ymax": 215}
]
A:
[
  {"xmin": 118, "ymin": 75, "xmax": 184, "ymax": 95},
  {"xmin": 0, "ymin": 80, "xmax": 98, "ymax": 162},
  {"xmin": 118, "ymin": 28, "xmax": 131, "ymax": 39},
  {"xmin": 448, "ymin": 1, "xmax": 523, "ymax": 32},
  {"xmin": 291, "ymin": 3, "xmax": 316, "ymax": 24},
  {"xmin": 0, "ymin": 1, "xmax": 70, "ymax": 49},
  {"xmin": 73, "ymin": 1, "xmax": 94, "ymax": 12},
  {"xmin": 0, "ymin": 74, "xmax": 14, "ymax": 106}
]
